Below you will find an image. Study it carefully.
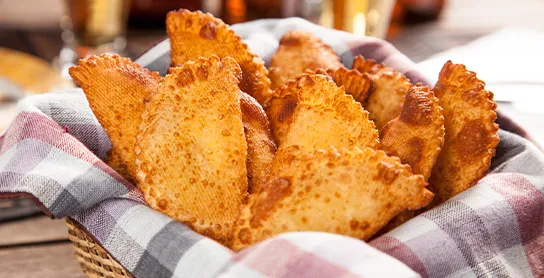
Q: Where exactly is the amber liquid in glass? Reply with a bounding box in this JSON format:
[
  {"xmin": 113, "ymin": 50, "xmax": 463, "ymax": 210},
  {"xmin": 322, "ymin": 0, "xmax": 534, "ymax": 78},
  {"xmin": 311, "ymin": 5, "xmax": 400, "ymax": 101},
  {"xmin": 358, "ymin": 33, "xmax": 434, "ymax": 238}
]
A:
[{"xmin": 62, "ymin": 0, "xmax": 131, "ymax": 59}]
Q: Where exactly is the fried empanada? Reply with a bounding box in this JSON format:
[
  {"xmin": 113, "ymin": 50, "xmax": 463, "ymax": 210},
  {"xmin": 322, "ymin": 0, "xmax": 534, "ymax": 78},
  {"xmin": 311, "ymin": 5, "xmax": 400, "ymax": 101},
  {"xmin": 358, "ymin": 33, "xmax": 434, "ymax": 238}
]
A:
[
  {"xmin": 268, "ymin": 30, "xmax": 342, "ymax": 89},
  {"xmin": 240, "ymin": 93, "xmax": 277, "ymax": 194},
  {"xmin": 381, "ymin": 84, "xmax": 444, "ymax": 180},
  {"xmin": 352, "ymin": 56, "xmax": 385, "ymax": 74},
  {"xmin": 266, "ymin": 73, "xmax": 379, "ymax": 151},
  {"xmin": 135, "ymin": 55, "xmax": 247, "ymax": 245},
  {"xmin": 167, "ymin": 9, "xmax": 271, "ymax": 105},
  {"xmin": 313, "ymin": 67, "xmax": 373, "ymax": 103},
  {"xmin": 352, "ymin": 56, "xmax": 412, "ymax": 132},
  {"xmin": 428, "ymin": 61, "xmax": 499, "ymax": 203},
  {"xmin": 231, "ymin": 146, "xmax": 433, "ymax": 251},
  {"xmin": 69, "ymin": 54, "xmax": 161, "ymax": 183},
  {"xmin": 377, "ymin": 85, "xmax": 444, "ymax": 233}
]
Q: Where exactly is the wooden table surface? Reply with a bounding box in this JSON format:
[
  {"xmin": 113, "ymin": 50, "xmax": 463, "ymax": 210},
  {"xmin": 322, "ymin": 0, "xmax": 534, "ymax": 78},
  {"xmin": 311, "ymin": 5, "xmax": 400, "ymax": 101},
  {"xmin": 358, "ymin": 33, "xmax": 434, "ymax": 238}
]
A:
[
  {"xmin": 0, "ymin": 0, "xmax": 543, "ymax": 277},
  {"xmin": 0, "ymin": 216, "xmax": 85, "ymax": 277}
]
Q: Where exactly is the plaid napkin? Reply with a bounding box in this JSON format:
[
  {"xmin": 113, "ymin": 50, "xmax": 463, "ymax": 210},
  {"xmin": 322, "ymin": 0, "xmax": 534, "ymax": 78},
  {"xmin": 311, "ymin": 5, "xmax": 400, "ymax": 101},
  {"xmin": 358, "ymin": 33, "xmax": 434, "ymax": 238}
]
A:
[{"xmin": 1, "ymin": 18, "xmax": 543, "ymax": 278}]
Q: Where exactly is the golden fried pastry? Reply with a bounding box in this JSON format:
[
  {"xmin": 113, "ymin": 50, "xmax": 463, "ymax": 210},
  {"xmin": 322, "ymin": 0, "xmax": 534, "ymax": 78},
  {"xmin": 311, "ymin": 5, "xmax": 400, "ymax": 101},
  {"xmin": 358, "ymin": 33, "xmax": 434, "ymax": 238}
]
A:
[
  {"xmin": 266, "ymin": 73, "xmax": 380, "ymax": 152},
  {"xmin": 268, "ymin": 30, "xmax": 342, "ymax": 89},
  {"xmin": 381, "ymin": 84, "xmax": 444, "ymax": 180},
  {"xmin": 69, "ymin": 54, "xmax": 161, "ymax": 183},
  {"xmin": 240, "ymin": 93, "xmax": 277, "ymax": 194},
  {"xmin": 428, "ymin": 61, "xmax": 499, "ymax": 203},
  {"xmin": 352, "ymin": 56, "xmax": 412, "ymax": 132},
  {"xmin": 135, "ymin": 55, "xmax": 247, "ymax": 245},
  {"xmin": 166, "ymin": 9, "xmax": 271, "ymax": 105},
  {"xmin": 352, "ymin": 56, "xmax": 385, "ymax": 74},
  {"xmin": 231, "ymin": 146, "xmax": 433, "ymax": 251},
  {"xmin": 312, "ymin": 67, "xmax": 373, "ymax": 103},
  {"xmin": 377, "ymin": 85, "xmax": 444, "ymax": 233}
]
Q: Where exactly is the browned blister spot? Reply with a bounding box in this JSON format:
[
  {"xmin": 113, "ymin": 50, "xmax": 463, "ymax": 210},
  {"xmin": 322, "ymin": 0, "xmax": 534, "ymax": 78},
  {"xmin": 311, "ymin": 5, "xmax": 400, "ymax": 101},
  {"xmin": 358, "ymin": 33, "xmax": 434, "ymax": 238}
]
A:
[
  {"xmin": 404, "ymin": 137, "xmax": 424, "ymax": 171},
  {"xmin": 179, "ymin": 68, "xmax": 196, "ymax": 85},
  {"xmin": 454, "ymin": 120, "xmax": 492, "ymax": 160},
  {"xmin": 399, "ymin": 88, "xmax": 434, "ymax": 126},
  {"xmin": 184, "ymin": 18, "xmax": 192, "ymax": 28},
  {"xmin": 277, "ymin": 96, "xmax": 297, "ymax": 123},
  {"xmin": 196, "ymin": 64, "xmax": 209, "ymax": 80},
  {"xmin": 461, "ymin": 89, "xmax": 485, "ymax": 107},
  {"xmin": 350, "ymin": 220, "xmax": 359, "ymax": 230},
  {"xmin": 279, "ymin": 34, "xmax": 302, "ymax": 46},
  {"xmin": 158, "ymin": 199, "xmax": 168, "ymax": 210},
  {"xmin": 237, "ymin": 228, "xmax": 252, "ymax": 244},
  {"xmin": 249, "ymin": 178, "xmax": 292, "ymax": 229},
  {"xmin": 375, "ymin": 161, "xmax": 400, "ymax": 184},
  {"xmin": 302, "ymin": 75, "xmax": 315, "ymax": 86},
  {"xmin": 199, "ymin": 22, "xmax": 217, "ymax": 40}
]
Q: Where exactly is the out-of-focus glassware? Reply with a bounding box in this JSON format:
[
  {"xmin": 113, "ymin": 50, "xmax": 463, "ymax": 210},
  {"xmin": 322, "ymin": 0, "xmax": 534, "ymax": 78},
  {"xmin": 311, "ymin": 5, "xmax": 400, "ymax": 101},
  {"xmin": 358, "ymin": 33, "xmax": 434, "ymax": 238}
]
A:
[
  {"xmin": 393, "ymin": 0, "xmax": 446, "ymax": 24},
  {"xmin": 219, "ymin": 0, "xmax": 323, "ymax": 25},
  {"xmin": 320, "ymin": 0, "xmax": 396, "ymax": 38},
  {"xmin": 57, "ymin": 0, "xmax": 131, "ymax": 72},
  {"xmin": 218, "ymin": 0, "xmax": 395, "ymax": 38},
  {"xmin": 129, "ymin": 0, "xmax": 201, "ymax": 27}
]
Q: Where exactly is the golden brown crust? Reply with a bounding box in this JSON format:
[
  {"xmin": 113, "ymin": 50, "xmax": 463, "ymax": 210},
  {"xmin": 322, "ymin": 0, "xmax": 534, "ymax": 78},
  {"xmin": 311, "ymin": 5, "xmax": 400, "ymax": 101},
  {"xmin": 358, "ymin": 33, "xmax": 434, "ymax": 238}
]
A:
[
  {"xmin": 268, "ymin": 30, "xmax": 342, "ymax": 89},
  {"xmin": 166, "ymin": 9, "xmax": 271, "ymax": 105},
  {"xmin": 135, "ymin": 55, "xmax": 247, "ymax": 245},
  {"xmin": 266, "ymin": 73, "xmax": 380, "ymax": 152},
  {"xmin": 69, "ymin": 54, "xmax": 161, "ymax": 183},
  {"xmin": 352, "ymin": 56, "xmax": 386, "ymax": 75},
  {"xmin": 381, "ymin": 85, "xmax": 445, "ymax": 180},
  {"xmin": 312, "ymin": 67, "xmax": 373, "ymax": 103},
  {"xmin": 377, "ymin": 85, "xmax": 444, "ymax": 233},
  {"xmin": 428, "ymin": 61, "xmax": 499, "ymax": 203},
  {"xmin": 352, "ymin": 56, "xmax": 413, "ymax": 132},
  {"xmin": 231, "ymin": 146, "xmax": 433, "ymax": 251},
  {"xmin": 240, "ymin": 93, "xmax": 277, "ymax": 194}
]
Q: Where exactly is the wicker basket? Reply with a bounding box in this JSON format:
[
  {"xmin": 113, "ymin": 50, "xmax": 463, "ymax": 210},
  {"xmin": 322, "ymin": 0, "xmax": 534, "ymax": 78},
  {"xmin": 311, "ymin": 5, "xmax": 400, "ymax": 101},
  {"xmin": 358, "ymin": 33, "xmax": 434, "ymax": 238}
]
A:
[{"xmin": 66, "ymin": 219, "xmax": 132, "ymax": 278}]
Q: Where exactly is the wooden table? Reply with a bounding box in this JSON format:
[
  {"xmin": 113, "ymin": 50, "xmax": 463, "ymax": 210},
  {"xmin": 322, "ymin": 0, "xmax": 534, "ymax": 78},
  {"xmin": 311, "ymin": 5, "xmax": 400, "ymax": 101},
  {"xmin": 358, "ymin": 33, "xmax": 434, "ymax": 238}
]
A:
[
  {"xmin": 0, "ymin": 0, "xmax": 543, "ymax": 277},
  {"xmin": 0, "ymin": 216, "xmax": 85, "ymax": 277}
]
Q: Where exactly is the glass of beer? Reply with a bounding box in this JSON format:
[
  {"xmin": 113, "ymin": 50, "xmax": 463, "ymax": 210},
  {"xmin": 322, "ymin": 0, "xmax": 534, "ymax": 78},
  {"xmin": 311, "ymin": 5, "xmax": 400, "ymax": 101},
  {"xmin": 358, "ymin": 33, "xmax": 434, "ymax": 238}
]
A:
[
  {"xmin": 58, "ymin": 0, "xmax": 131, "ymax": 69},
  {"xmin": 321, "ymin": 0, "xmax": 396, "ymax": 38}
]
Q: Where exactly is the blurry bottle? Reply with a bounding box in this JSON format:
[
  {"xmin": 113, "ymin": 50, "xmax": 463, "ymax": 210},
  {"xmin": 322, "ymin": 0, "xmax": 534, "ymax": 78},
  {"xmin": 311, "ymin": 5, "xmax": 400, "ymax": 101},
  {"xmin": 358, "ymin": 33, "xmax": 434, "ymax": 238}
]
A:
[
  {"xmin": 129, "ymin": 0, "xmax": 201, "ymax": 28},
  {"xmin": 392, "ymin": 0, "xmax": 446, "ymax": 24},
  {"xmin": 220, "ymin": 0, "xmax": 323, "ymax": 24}
]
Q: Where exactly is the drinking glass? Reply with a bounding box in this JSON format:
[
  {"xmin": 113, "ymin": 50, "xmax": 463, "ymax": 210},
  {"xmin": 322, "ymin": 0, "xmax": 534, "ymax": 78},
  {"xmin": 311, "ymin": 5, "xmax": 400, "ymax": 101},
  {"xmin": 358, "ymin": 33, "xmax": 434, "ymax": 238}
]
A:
[
  {"xmin": 57, "ymin": 0, "xmax": 131, "ymax": 72},
  {"xmin": 321, "ymin": 0, "xmax": 396, "ymax": 38}
]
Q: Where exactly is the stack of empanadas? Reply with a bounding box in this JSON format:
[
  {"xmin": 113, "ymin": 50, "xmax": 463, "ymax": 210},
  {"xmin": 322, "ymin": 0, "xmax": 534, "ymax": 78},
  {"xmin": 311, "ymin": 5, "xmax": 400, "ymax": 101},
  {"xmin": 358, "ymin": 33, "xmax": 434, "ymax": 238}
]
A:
[{"xmin": 69, "ymin": 9, "xmax": 499, "ymax": 250}]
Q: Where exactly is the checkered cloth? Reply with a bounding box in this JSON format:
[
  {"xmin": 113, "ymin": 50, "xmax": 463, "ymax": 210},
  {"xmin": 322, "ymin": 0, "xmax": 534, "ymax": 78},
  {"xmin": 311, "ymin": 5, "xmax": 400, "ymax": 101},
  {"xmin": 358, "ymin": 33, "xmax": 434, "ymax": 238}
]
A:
[{"xmin": 1, "ymin": 18, "xmax": 543, "ymax": 278}]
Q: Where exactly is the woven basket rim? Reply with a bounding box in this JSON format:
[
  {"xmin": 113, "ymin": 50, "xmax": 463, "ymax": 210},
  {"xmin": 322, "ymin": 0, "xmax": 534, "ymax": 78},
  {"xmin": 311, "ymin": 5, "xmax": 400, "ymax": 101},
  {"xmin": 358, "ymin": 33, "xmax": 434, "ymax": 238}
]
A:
[{"xmin": 66, "ymin": 218, "xmax": 132, "ymax": 278}]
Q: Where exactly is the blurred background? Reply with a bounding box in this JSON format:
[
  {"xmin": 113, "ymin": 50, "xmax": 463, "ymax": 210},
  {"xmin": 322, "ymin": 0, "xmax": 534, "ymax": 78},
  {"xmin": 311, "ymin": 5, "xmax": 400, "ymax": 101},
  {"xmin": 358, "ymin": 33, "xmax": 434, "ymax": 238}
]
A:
[
  {"xmin": 0, "ymin": 1, "xmax": 543, "ymax": 276},
  {"xmin": 2, "ymin": 0, "xmax": 544, "ymax": 133},
  {"xmin": 1, "ymin": 0, "xmax": 543, "ymax": 65},
  {"xmin": 3, "ymin": 0, "xmax": 543, "ymax": 62}
]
